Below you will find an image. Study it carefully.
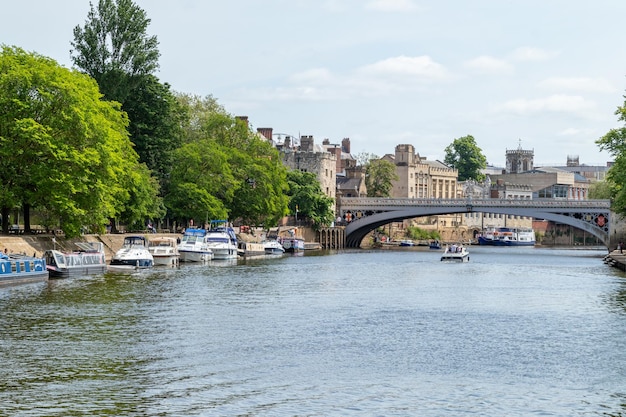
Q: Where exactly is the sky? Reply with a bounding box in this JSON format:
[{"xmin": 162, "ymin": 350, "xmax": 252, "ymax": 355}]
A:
[{"xmin": 2, "ymin": 0, "xmax": 626, "ymax": 167}]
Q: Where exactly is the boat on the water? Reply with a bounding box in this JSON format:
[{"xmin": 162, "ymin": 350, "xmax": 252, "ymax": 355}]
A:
[
  {"xmin": 44, "ymin": 242, "xmax": 106, "ymax": 278},
  {"xmin": 440, "ymin": 244, "xmax": 470, "ymax": 262},
  {"xmin": 109, "ymin": 236, "xmax": 153, "ymax": 269},
  {"xmin": 148, "ymin": 237, "xmax": 180, "ymax": 266},
  {"xmin": 429, "ymin": 240, "xmax": 442, "ymax": 250},
  {"xmin": 282, "ymin": 237, "xmax": 305, "ymax": 253},
  {"xmin": 263, "ymin": 239, "xmax": 285, "ymax": 255},
  {"xmin": 477, "ymin": 227, "xmax": 535, "ymax": 246},
  {"xmin": 0, "ymin": 253, "xmax": 48, "ymax": 286},
  {"xmin": 206, "ymin": 220, "xmax": 238, "ymax": 260},
  {"xmin": 399, "ymin": 239, "xmax": 415, "ymax": 247},
  {"xmin": 178, "ymin": 228, "xmax": 213, "ymax": 262}
]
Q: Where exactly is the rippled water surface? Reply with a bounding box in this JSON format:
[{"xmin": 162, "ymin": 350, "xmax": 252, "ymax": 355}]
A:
[{"xmin": 2, "ymin": 246, "xmax": 626, "ymax": 416}]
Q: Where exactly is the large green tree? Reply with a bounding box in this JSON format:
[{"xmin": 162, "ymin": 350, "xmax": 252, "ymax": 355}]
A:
[
  {"xmin": 70, "ymin": 0, "xmax": 159, "ymax": 103},
  {"xmin": 597, "ymin": 98, "xmax": 626, "ymax": 215},
  {"xmin": 0, "ymin": 46, "xmax": 153, "ymax": 236},
  {"xmin": 444, "ymin": 135, "xmax": 487, "ymax": 182},
  {"xmin": 365, "ymin": 159, "xmax": 398, "ymax": 197},
  {"xmin": 286, "ymin": 170, "xmax": 334, "ymax": 229},
  {"xmin": 166, "ymin": 95, "xmax": 289, "ymax": 227}
]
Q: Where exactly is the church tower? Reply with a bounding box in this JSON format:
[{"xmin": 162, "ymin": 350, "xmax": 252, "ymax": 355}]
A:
[{"xmin": 505, "ymin": 140, "xmax": 534, "ymax": 174}]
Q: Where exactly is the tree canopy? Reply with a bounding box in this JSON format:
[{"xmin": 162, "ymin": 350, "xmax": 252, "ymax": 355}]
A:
[
  {"xmin": 444, "ymin": 135, "xmax": 487, "ymax": 182},
  {"xmin": 597, "ymin": 99, "xmax": 626, "ymax": 215},
  {"xmin": 365, "ymin": 159, "xmax": 398, "ymax": 197},
  {"xmin": 0, "ymin": 46, "xmax": 155, "ymax": 236},
  {"xmin": 70, "ymin": 0, "xmax": 159, "ymax": 103},
  {"xmin": 286, "ymin": 170, "xmax": 334, "ymax": 229},
  {"xmin": 165, "ymin": 94, "xmax": 289, "ymax": 228}
]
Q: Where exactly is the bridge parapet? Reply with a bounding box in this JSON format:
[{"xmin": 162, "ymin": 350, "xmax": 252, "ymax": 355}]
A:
[
  {"xmin": 340, "ymin": 197, "xmax": 611, "ymax": 209},
  {"xmin": 339, "ymin": 197, "xmax": 612, "ymax": 248}
]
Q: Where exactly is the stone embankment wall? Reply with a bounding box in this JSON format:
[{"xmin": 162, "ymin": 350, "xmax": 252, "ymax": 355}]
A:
[{"xmin": 0, "ymin": 233, "xmax": 181, "ymax": 261}]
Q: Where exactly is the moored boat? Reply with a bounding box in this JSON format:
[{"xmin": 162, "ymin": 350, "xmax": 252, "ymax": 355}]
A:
[
  {"xmin": 148, "ymin": 237, "xmax": 180, "ymax": 266},
  {"xmin": 109, "ymin": 236, "xmax": 153, "ymax": 269},
  {"xmin": 429, "ymin": 240, "xmax": 442, "ymax": 250},
  {"xmin": 0, "ymin": 253, "xmax": 48, "ymax": 286},
  {"xmin": 478, "ymin": 227, "xmax": 535, "ymax": 246},
  {"xmin": 44, "ymin": 242, "xmax": 107, "ymax": 278},
  {"xmin": 399, "ymin": 239, "xmax": 415, "ymax": 247},
  {"xmin": 178, "ymin": 228, "xmax": 213, "ymax": 262},
  {"xmin": 206, "ymin": 220, "xmax": 238, "ymax": 260},
  {"xmin": 440, "ymin": 244, "xmax": 470, "ymax": 262},
  {"xmin": 282, "ymin": 237, "xmax": 305, "ymax": 253},
  {"xmin": 263, "ymin": 239, "xmax": 285, "ymax": 255}
]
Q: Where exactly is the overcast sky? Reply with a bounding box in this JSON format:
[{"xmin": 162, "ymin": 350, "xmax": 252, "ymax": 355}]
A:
[{"xmin": 3, "ymin": 0, "xmax": 626, "ymax": 167}]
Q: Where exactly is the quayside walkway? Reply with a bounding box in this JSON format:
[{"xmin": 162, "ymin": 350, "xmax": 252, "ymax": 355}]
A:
[{"xmin": 339, "ymin": 197, "xmax": 612, "ymax": 248}]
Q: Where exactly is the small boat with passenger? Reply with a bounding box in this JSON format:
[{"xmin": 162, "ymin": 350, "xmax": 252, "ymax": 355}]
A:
[
  {"xmin": 440, "ymin": 244, "xmax": 470, "ymax": 262},
  {"xmin": 44, "ymin": 242, "xmax": 107, "ymax": 278}
]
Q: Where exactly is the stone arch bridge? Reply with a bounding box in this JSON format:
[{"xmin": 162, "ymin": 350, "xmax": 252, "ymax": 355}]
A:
[{"xmin": 339, "ymin": 197, "xmax": 612, "ymax": 249}]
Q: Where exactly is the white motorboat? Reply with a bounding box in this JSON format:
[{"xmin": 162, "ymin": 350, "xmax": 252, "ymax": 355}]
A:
[
  {"xmin": 206, "ymin": 220, "xmax": 238, "ymax": 260},
  {"xmin": 263, "ymin": 239, "xmax": 285, "ymax": 255},
  {"xmin": 178, "ymin": 228, "xmax": 213, "ymax": 262},
  {"xmin": 109, "ymin": 236, "xmax": 153, "ymax": 269},
  {"xmin": 148, "ymin": 237, "xmax": 180, "ymax": 266},
  {"xmin": 440, "ymin": 244, "xmax": 470, "ymax": 262}
]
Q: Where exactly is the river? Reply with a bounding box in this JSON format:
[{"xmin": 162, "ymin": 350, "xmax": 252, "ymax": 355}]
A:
[{"xmin": 1, "ymin": 246, "xmax": 626, "ymax": 416}]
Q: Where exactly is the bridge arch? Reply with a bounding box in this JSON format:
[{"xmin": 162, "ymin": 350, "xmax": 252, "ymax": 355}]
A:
[{"xmin": 340, "ymin": 198, "xmax": 611, "ymax": 248}]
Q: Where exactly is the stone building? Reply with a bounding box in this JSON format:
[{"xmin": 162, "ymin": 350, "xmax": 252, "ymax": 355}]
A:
[
  {"xmin": 280, "ymin": 135, "xmax": 337, "ymax": 208},
  {"xmin": 382, "ymin": 144, "xmax": 458, "ymax": 198},
  {"xmin": 506, "ymin": 142, "xmax": 534, "ymax": 173}
]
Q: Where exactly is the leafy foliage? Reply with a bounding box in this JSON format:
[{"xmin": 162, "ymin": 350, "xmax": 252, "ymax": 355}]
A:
[
  {"xmin": 406, "ymin": 226, "xmax": 440, "ymax": 241},
  {"xmin": 166, "ymin": 95, "xmax": 289, "ymax": 227},
  {"xmin": 286, "ymin": 170, "xmax": 334, "ymax": 229},
  {"xmin": 444, "ymin": 135, "xmax": 487, "ymax": 181},
  {"xmin": 70, "ymin": 0, "xmax": 160, "ymax": 103},
  {"xmin": 597, "ymin": 100, "xmax": 626, "ymax": 215},
  {"xmin": 0, "ymin": 46, "xmax": 154, "ymax": 236},
  {"xmin": 365, "ymin": 159, "xmax": 398, "ymax": 197}
]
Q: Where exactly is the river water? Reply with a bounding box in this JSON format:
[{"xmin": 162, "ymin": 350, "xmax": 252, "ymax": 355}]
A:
[{"xmin": 1, "ymin": 246, "xmax": 626, "ymax": 416}]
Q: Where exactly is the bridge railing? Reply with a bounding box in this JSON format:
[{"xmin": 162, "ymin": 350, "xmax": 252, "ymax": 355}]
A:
[{"xmin": 339, "ymin": 197, "xmax": 611, "ymax": 209}]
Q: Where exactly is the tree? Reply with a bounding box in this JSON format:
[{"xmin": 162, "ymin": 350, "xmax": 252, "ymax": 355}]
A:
[
  {"xmin": 0, "ymin": 46, "xmax": 150, "ymax": 236},
  {"xmin": 167, "ymin": 95, "xmax": 289, "ymax": 227},
  {"xmin": 365, "ymin": 159, "xmax": 398, "ymax": 197},
  {"xmin": 588, "ymin": 180, "xmax": 612, "ymax": 200},
  {"xmin": 597, "ymin": 100, "xmax": 626, "ymax": 215},
  {"xmin": 123, "ymin": 75, "xmax": 182, "ymax": 186},
  {"xmin": 444, "ymin": 135, "xmax": 487, "ymax": 182},
  {"xmin": 70, "ymin": 0, "xmax": 159, "ymax": 103},
  {"xmin": 286, "ymin": 170, "xmax": 334, "ymax": 229}
]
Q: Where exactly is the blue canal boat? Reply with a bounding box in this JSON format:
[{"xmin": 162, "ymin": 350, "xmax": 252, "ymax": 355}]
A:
[{"xmin": 0, "ymin": 253, "xmax": 48, "ymax": 287}]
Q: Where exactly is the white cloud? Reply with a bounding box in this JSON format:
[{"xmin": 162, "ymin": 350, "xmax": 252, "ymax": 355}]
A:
[
  {"xmin": 497, "ymin": 94, "xmax": 596, "ymax": 115},
  {"xmin": 538, "ymin": 77, "xmax": 616, "ymax": 93},
  {"xmin": 463, "ymin": 55, "xmax": 514, "ymax": 74},
  {"xmin": 365, "ymin": 0, "xmax": 420, "ymax": 12},
  {"xmin": 358, "ymin": 55, "xmax": 450, "ymax": 80}
]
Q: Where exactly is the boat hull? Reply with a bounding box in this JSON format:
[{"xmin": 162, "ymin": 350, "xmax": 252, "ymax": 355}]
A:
[
  {"xmin": 47, "ymin": 264, "xmax": 106, "ymax": 279},
  {"xmin": 477, "ymin": 237, "xmax": 535, "ymax": 246},
  {"xmin": 0, "ymin": 256, "xmax": 48, "ymax": 287},
  {"xmin": 179, "ymin": 250, "xmax": 212, "ymax": 262},
  {"xmin": 282, "ymin": 238, "xmax": 304, "ymax": 253}
]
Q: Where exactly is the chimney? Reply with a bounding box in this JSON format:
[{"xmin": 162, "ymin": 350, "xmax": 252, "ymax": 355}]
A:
[
  {"xmin": 342, "ymin": 138, "xmax": 351, "ymax": 153},
  {"xmin": 257, "ymin": 127, "xmax": 273, "ymax": 141}
]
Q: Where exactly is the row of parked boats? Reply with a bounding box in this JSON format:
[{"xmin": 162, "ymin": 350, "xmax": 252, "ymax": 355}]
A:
[{"xmin": 1, "ymin": 222, "xmax": 306, "ymax": 287}]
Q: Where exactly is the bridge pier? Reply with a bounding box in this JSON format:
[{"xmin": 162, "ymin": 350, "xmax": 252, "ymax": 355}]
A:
[{"xmin": 317, "ymin": 227, "xmax": 345, "ymax": 249}]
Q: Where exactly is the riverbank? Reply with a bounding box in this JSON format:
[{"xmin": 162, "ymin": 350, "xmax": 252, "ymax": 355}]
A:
[
  {"xmin": 0, "ymin": 233, "xmax": 181, "ymax": 261},
  {"xmin": 604, "ymin": 249, "xmax": 626, "ymax": 271}
]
